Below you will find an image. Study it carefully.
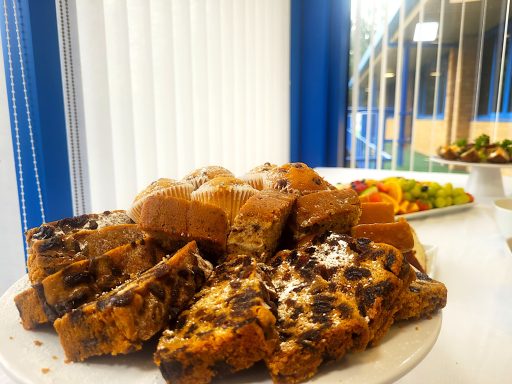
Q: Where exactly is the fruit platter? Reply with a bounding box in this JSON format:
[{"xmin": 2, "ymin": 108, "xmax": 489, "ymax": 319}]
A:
[{"xmin": 345, "ymin": 178, "xmax": 474, "ymax": 216}]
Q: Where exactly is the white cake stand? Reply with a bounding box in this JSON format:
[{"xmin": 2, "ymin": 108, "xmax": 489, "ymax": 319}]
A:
[{"xmin": 430, "ymin": 156, "xmax": 512, "ymax": 198}]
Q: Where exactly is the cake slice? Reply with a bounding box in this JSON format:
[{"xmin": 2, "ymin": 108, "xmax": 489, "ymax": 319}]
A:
[
  {"xmin": 227, "ymin": 190, "xmax": 296, "ymax": 259},
  {"xmin": 15, "ymin": 238, "xmax": 166, "ymax": 329},
  {"xmin": 303, "ymin": 232, "xmax": 415, "ymax": 344},
  {"xmin": 154, "ymin": 255, "xmax": 279, "ymax": 384},
  {"xmin": 139, "ymin": 195, "xmax": 228, "ymax": 261},
  {"xmin": 267, "ymin": 233, "xmax": 414, "ymax": 383},
  {"xmin": 267, "ymin": 248, "xmax": 370, "ymax": 384},
  {"xmin": 54, "ymin": 241, "xmax": 212, "ymax": 362},
  {"xmin": 27, "ymin": 224, "xmax": 145, "ymax": 283},
  {"xmin": 394, "ymin": 271, "xmax": 447, "ymax": 321},
  {"xmin": 26, "ymin": 210, "xmax": 133, "ymax": 248},
  {"xmin": 286, "ymin": 189, "xmax": 361, "ymax": 242}
]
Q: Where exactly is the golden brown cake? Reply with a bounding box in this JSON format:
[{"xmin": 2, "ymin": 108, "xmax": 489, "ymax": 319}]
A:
[
  {"xmin": 191, "ymin": 177, "xmax": 258, "ymax": 225},
  {"xmin": 25, "ymin": 210, "xmax": 133, "ymax": 248},
  {"xmin": 267, "ymin": 246, "xmax": 370, "ymax": 383},
  {"xmin": 27, "ymin": 224, "xmax": 145, "ymax": 283},
  {"xmin": 154, "ymin": 255, "xmax": 279, "ymax": 384},
  {"xmin": 351, "ymin": 218, "xmax": 415, "ymax": 253},
  {"xmin": 54, "ymin": 241, "xmax": 212, "ymax": 362},
  {"xmin": 358, "ymin": 202, "xmax": 395, "ymax": 224},
  {"xmin": 127, "ymin": 178, "xmax": 194, "ymax": 222},
  {"xmin": 15, "ymin": 239, "xmax": 166, "ymax": 329},
  {"xmin": 139, "ymin": 195, "xmax": 228, "ymax": 260},
  {"xmin": 13, "ymin": 288, "xmax": 48, "ymax": 330},
  {"xmin": 262, "ymin": 162, "xmax": 335, "ymax": 195},
  {"xmin": 227, "ymin": 190, "xmax": 297, "ymax": 259},
  {"xmin": 287, "ymin": 188, "xmax": 361, "ymax": 242},
  {"xmin": 182, "ymin": 165, "xmax": 234, "ymax": 190},
  {"xmin": 394, "ymin": 271, "xmax": 447, "ymax": 321},
  {"xmin": 241, "ymin": 162, "xmax": 277, "ymax": 190}
]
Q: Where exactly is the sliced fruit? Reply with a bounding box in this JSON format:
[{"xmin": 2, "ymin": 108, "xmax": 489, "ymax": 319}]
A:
[
  {"xmin": 378, "ymin": 193, "xmax": 399, "ymax": 213},
  {"xmin": 369, "ymin": 192, "xmax": 383, "ymax": 203},
  {"xmin": 406, "ymin": 202, "xmax": 420, "ymax": 213},
  {"xmin": 384, "ymin": 181, "xmax": 402, "ymax": 202},
  {"xmin": 360, "ymin": 186, "xmax": 378, "ymax": 197},
  {"xmin": 398, "ymin": 200, "xmax": 409, "ymax": 215}
]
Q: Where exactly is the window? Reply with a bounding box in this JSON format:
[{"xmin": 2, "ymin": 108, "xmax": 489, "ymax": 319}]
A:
[
  {"xmin": 477, "ymin": 22, "xmax": 512, "ymax": 120},
  {"xmin": 417, "ymin": 50, "xmax": 448, "ymax": 119}
]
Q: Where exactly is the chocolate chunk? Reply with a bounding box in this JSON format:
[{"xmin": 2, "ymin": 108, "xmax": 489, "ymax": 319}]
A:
[
  {"xmin": 160, "ymin": 359, "xmax": 186, "ymax": 383},
  {"xmin": 31, "ymin": 225, "xmax": 55, "ymax": 240},
  {"xmin": 63, "ymin": 271, "xmax": 92, "ymax": 287},
  {"xmin": 37, "ymin": 236, "xmax": 64, "ymax": 252},
  {"xmin": 344, "ymin": 267, "xmax": 371, "ymax": 281}
]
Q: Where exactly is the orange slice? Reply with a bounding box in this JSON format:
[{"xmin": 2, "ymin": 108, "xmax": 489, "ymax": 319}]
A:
[
  {"xmin": 384, "ymin": 181, "xmax": 403, "ymax": 203},
  {"xmin": 378, "ymin": 192, "xmax": 399, "ymax": 213}
]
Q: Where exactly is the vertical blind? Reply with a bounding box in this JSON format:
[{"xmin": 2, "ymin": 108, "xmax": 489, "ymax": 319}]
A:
[{"xmin": 57, "ymin": 0, "xmax": 291, "ymax": 214}]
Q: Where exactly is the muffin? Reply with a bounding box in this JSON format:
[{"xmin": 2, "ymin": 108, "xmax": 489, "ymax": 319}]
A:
[
  {"xmin": 263, "ymin": 162, "xmax": 335, "ymax": 195},
  {"xmin": 128, "ymin": 178, "xmax": 194, "ymax": 222},
  {"xmin": 191, "ymin": 177, "xmax": 258, "ymax": 225},
  {"xmin": 241, "ymin": 162, "xmax": 277, "ymax": 190},
  {"xmin": 182, "ymin": 165, "xmax": 234, "ymax": 190}
]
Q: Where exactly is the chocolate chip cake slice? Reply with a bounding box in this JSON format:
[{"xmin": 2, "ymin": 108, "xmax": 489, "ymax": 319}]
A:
[
  {"xmin": 26, "ymin": 210, "xmax": 133, "ymax": 248},
  {"xmin": 27, "ymin": 224, "xmax": 145, "ymax": 283},
  {"xmin": 304, "ymin": 233, "xmax": 415, "ymax": 344},
  {"xmin": 394, "ymin": 271, "xmax": 447, "ymax": 321},
  {"xmin": 154, "ymin": 255, "xmax": 279, "ymax": 384},
  {"xmin": 266, "ymin": 248, "xmax": 370, "ymax": 383},
  {"xmin": 227, "ymin": 190, "xmax": 297, "ymax": 259},
  {"xmin": 266, "ymin": 233, "xmax": 414, "ymax": 383},
  {"xmin": 15, "ymin": 238, "xmax": 166, "ymax": 329},
  {"xmin": 54, "ymin": 241, "xmax": 212, "ymax": 362}
]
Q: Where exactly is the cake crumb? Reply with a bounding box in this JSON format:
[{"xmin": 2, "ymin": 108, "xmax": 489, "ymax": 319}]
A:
[
  {"xmin": 415, "ymin": 326, "xmax": 419, "ymax": 331},
  {"xmin": 9, "ymin": 336, "xmax": 14, "ymax": 340},
  {"xmin": 34, "ymin": 340, "xmax": 43, "ymax": 346},
  {"xmin": 64, "ymin": 359, "xmax": 72, "ymax": 364},
  {"xmin": 41, "ymin": 368, "xmax": 50, "ymax": 374},
  {"xmin": 52, "ymin": 355, "xmax": 58, "ymax": 360}
]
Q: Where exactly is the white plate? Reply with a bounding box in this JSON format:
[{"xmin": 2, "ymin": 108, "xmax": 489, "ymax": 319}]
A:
[
  {"xmin": 430, "ymin": 156, "xmax": 512, "ymax": 168},
  {"xmin": 0, "ymin": 276, "xmax": 442, "ymax": 384},
  {"xmin": 399, "ymin": 202, "xmax": 474, "ymax": 220}
]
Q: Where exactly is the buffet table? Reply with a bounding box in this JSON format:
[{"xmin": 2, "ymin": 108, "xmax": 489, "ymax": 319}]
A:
[{"xmin": 1, "ymin": 168, "xmax": 511, "ymax": 384}]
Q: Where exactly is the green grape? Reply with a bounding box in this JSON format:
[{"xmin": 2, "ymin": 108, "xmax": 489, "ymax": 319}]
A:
[
  {"xmin": 444, "ymin": 183, "xmax": 453, "ymax": 194},
  {"xmin": 403, "ymin": 179, "xmax": 415, "ymax": 192},
  {"xmin": 420, "ymin": 192, "xmax": 429, "ymax": 200},
  {"xmin": 453, "ymin": 194, "xmax": 470, "ymax": 205},
  {"xmin": 428, "ymin": 182, "xmax": 441, "ymax": 197},
  {"xmin": 436, "ymin": 189, "xmax": 447, "ymax": 198},
  {"xmin": 403, "ymin": 192, "xmax": 413, "ymax": 201},
  {"xmin": 445, "ymin": 196, "xmax": 453, "ymax": 206},
  {"xmin": 452, "ymin": 187, "xmax": 465, "ymax": 197},
  {"xmin": 411, "ymin": 184, "xmax": 422, "ymax": 198},
  {"xmin": 434, "ymin": 197, "xmax": 447, "ymax": 208}
]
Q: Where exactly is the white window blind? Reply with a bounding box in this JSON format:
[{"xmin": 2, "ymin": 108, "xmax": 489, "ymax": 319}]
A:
[{"xmin": 57, "ymin": 0, "xmax": 290, "ymax": 213}]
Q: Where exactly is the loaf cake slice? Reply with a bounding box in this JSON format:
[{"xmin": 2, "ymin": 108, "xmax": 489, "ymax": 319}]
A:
[
  {"xmin": 139, "ymin": 195, "xmax": 228, "ymax": 261},
  {"xmin": 266, "ymin": 247, "xmax": 370, "ymax": 383},
  {"xmin": 154, "ymin": 255, "xmax": 279, "ymax": 384},
  {"xmin": 286, "ymin": 189, "xmax": 361, "ymax": 242},
  {"xmin": 26, "ymin": 210, "xmax": 133, "ymax": 248},
  {"xmin": 266, "ymin": 233, "xmax": 414, "ymax": 383},
  {"xmin": 394, "ymin": 271, "xmax": 447, "ymax": 321},
  {"xmin": 27, "ymin": 224, "xmax": 144, "ymax": 283},
  {"xmin": 227, "ymin": 190, "xmax": 296, "ymax": 259},
  {"xmin": 15, "ymin": 238, "xmax": 166, "ymax": 329},
  {"xmin": 302, "ymin": 232, "xmax": 415, "ymax": 344},
  {"xmin": 54, "ymin": 241, "xmax": 212, "ymax": 362}
]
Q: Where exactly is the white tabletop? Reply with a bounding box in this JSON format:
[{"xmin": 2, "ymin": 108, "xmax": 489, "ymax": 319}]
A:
[{"xmin": 2, "ymin": 168, "xmax": 512, "ymax": 383}]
